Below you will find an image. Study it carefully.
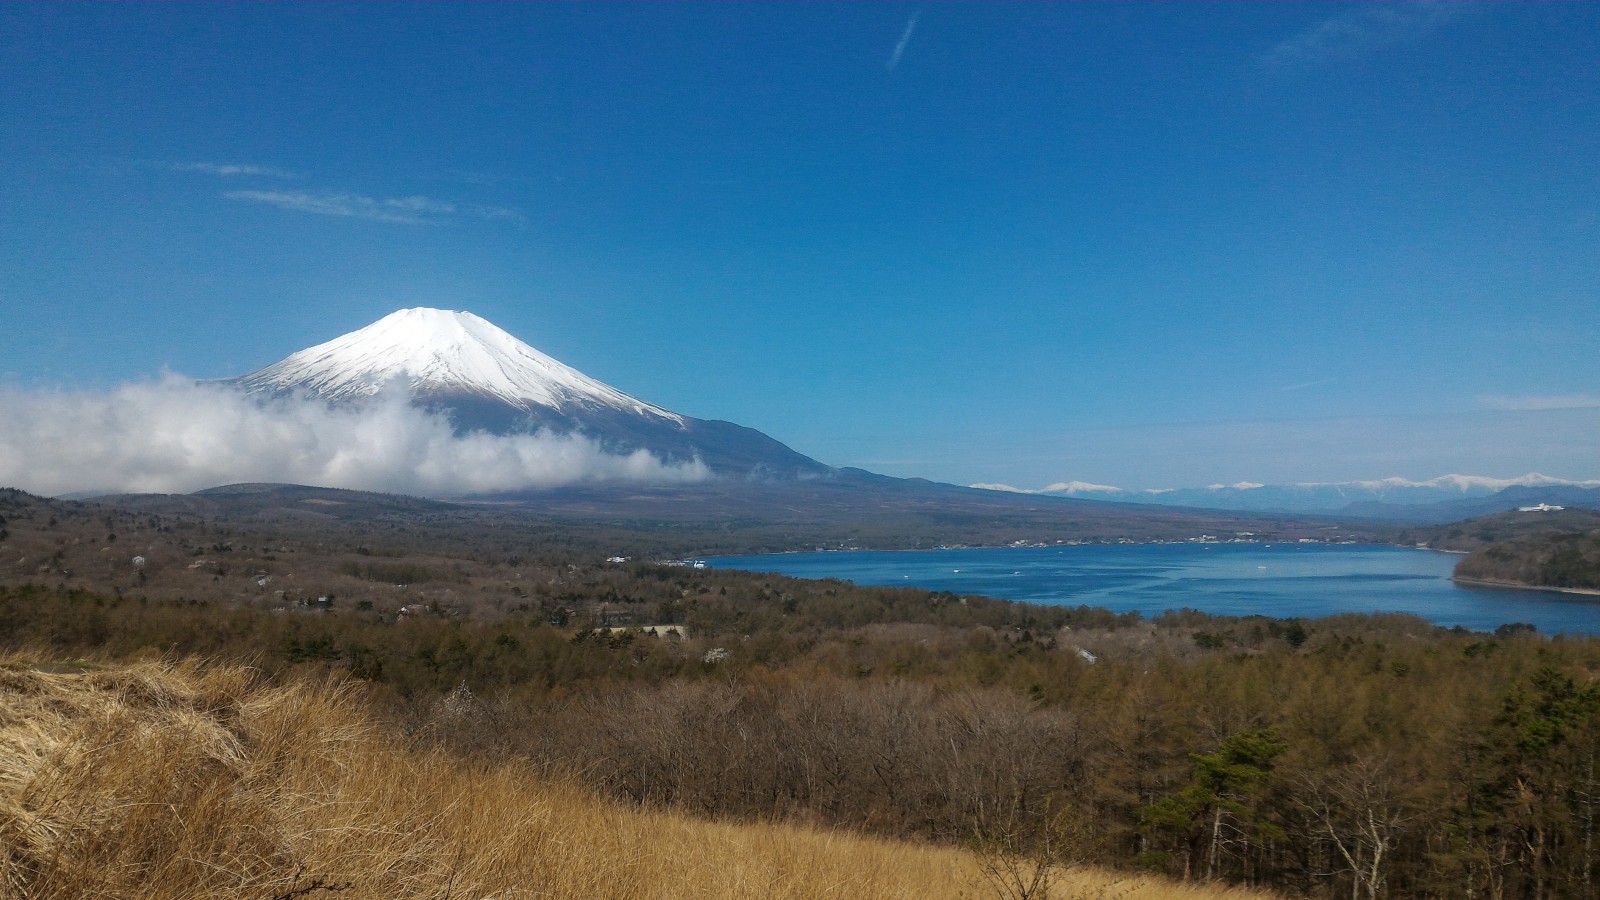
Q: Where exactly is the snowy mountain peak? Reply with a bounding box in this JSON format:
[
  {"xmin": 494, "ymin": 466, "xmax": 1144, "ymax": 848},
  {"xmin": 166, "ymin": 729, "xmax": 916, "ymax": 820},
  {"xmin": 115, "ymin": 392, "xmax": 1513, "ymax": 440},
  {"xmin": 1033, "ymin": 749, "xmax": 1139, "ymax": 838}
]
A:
[
  {"xmin": 1294, "ymin": 473, "xmax": 1600, "ymax": 493},
  {"xmin": 234, "ymin": 307, "xmax": 682, "ymax": 422},
  {"xmin": 969, "ymin": 480, "xmax": 1127, "ymax": 496}
]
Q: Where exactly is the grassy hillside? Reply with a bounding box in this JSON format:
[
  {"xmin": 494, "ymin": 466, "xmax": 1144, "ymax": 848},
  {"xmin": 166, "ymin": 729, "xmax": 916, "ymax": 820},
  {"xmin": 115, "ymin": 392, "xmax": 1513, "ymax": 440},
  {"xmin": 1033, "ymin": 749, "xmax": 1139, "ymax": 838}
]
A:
[{"xmin": 0, "ymin": 657, "xmax": 1269, "ymax": 900}]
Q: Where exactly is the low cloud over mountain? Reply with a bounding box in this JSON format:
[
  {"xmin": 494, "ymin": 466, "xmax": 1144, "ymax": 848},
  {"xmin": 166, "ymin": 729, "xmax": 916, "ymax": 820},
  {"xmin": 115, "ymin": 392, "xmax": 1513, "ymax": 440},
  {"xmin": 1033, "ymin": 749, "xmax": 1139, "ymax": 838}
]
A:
[{"xmin": 0, "ymin": 376, "xmax": 709, "ymax": 497}]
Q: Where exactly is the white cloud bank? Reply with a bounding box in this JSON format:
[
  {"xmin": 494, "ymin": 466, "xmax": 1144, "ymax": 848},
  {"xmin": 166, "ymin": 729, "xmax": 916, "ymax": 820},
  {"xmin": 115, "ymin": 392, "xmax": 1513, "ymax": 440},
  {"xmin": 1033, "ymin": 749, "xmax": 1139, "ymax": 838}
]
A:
[{"xmin": 0, "ymin": 377, "xmax": 708, "ymax": 497}]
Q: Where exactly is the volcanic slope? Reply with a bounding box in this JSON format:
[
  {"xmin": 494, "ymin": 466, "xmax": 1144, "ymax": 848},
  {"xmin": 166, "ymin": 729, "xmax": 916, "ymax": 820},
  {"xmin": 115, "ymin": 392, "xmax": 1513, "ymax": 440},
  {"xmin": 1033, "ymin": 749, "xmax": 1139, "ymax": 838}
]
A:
[
  {"xmin": 220, "ymin": 308, "xmax": 1377, "ymax": 543},
  {"xmin": 229, "ymin": 307, "xmax": 827, "ymax": 479}
]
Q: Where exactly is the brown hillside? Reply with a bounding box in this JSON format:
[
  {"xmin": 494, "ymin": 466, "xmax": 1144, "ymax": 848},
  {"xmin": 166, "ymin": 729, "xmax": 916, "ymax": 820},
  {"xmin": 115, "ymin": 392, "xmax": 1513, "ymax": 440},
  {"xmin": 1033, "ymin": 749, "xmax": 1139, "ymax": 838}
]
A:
[{"xmin": 0, "ymin": 658, "xmax": 1272, "ymax": 900}]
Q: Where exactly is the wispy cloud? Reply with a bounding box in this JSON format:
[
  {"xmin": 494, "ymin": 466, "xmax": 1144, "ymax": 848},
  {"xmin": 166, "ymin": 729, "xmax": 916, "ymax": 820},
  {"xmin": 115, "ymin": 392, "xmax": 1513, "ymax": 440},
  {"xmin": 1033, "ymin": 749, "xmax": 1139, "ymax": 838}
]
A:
[
  {"xmin": 383, "ymin": 195, "xmax": 457, "ymax": 215},
  {"xmin": 173, "ymin": 161, "xmax": 299, "ymax": 179},
  {"xmin": 223, "ymin": 190, "xmax": 522, "ymax": 226},
  {"xmin": 1481, "ymin": 394, "xmax": 1600, "ymax": 412},
  {"xmin": 471, "ymin": 204, "xmax": 524, "ymax": 222},
  {"xmin": 224, "ymin": 190, "xmax": 428, "ymax": 224},
  {"xmin": 0, "ymin": 377, "xmax": 708, "ymax": 497},
  {"xmin": 886, "ymin": 11, "xmax": 921, "ymax": 72},
  {"xmin": 169, "ymin": 162, "xmax": 524, "ymax": 226},
  {"xmin": 1261, "ymin": 2, "xmax": 1463, "ymax": 70},
  {"xmin": 1278, "ymin": 378, "xmax": 1338, "ymax": 393}
]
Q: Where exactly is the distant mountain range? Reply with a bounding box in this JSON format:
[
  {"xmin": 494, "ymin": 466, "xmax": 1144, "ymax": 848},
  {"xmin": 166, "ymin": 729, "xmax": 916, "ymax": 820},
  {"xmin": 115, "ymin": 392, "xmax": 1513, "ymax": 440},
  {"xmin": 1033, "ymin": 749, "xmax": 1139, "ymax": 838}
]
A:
[
  {"xmin": 973, "ymin": 474, "xmax": 1600, "ymax": 523},
  {"xmin": 194, "ymin": 307, "xmax": 1395, "ymax": 544},
  {"xmin": 213, "ymin": 307, "xmax": 1591, "ymax": 532}
]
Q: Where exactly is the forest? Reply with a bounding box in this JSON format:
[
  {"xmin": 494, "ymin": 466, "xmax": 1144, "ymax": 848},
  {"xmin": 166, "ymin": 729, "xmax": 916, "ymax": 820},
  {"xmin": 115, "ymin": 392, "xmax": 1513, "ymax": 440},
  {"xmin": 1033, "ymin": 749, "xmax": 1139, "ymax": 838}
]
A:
[
  {"xmin": 1405, "ymin": 507, "xmax": 1600, "ymax": 592},
  {"xmin": 5, "ymin": 487, "xmax": 1600, "ymax": 897}
]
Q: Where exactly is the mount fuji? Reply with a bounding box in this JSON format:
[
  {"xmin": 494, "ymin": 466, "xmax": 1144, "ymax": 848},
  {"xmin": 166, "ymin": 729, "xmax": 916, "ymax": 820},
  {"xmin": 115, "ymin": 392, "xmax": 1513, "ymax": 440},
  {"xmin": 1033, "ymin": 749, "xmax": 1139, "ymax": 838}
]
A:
[
  {"xmin": 190, "ymin": 307, "xmax": 1385, "ymax": 542},
  {"xmin": 227, "ymin": 308, "xmax": 830, "ymax": 480}
]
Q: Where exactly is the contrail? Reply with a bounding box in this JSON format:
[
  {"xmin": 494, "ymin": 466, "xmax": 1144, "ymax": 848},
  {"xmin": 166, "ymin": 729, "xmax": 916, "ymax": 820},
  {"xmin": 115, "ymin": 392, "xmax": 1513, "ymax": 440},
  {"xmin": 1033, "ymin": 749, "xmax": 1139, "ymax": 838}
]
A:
[{"xmin": 887, "ymin": 11, "xmax": 920, "ymax": 72}]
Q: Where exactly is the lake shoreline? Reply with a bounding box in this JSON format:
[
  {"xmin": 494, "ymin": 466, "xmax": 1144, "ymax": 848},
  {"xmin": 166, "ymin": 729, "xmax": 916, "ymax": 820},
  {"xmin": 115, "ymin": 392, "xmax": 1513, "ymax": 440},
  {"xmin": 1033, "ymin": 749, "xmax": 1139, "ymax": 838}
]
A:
[
  {"xmin": 1453, "ymin": 577, "xmax": 1600, "ymax": 599},
  {"xmin": 708, "ymin": 543, "xmax": 1600, "ymax": 636},
  {"xmin": 703, "ymin": 538, "xmax": 1394, "ymax": 561}
]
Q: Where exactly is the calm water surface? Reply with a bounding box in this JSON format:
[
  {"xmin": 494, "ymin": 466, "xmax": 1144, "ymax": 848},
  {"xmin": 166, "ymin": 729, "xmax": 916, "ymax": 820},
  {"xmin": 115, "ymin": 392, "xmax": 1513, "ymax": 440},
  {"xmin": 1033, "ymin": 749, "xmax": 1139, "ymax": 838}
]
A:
[{"xmin": 707, "ymin": 544, "xmax": 1600, "ymax": 636}]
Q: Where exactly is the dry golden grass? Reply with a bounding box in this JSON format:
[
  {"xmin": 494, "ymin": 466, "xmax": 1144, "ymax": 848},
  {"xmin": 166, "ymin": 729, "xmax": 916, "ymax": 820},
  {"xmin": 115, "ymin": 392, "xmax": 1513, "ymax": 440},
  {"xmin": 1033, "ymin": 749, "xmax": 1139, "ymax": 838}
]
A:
[{"xmin": 0, "ymin": 657, "xmax": 1275, "ymax": 900}]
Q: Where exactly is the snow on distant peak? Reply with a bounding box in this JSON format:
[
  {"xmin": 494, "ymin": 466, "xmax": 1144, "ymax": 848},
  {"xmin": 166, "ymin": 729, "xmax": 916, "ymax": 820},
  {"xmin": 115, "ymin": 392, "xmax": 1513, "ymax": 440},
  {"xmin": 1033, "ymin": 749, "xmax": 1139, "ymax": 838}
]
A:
[
  {"xmin": 970, "ymin": 480, "xmax": 1125, "ymax": 495},
  {"xmin": 1043, "ymin": 481, "xmax": 1125, "ymax": 494},
  {"xmin": 969, "ymin": 483, "xmax": 1029, "ymax": 494},
  {"xmin": 1293, "ymin": 472, "xmax": 1600, "ymax": 492},
  {"xmin": 235, "ymin": 307, "xmax": 682, "ymax": 422},
  {"xmin": 1424, "ymin": 472, "xmax": 1588, "ymax": 492},
  {"xmin": 1204, "ymin": 482, "xmax": 1265, "ymax": 491}
]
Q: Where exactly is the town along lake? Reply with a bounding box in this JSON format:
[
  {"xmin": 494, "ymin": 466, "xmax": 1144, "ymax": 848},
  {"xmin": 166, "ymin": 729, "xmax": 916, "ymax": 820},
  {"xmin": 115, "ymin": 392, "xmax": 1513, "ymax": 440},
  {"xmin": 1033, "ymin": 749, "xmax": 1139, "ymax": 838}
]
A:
[{"xmin": 706, "ymin": 543, "xmax": 1600, "ymax": 636}]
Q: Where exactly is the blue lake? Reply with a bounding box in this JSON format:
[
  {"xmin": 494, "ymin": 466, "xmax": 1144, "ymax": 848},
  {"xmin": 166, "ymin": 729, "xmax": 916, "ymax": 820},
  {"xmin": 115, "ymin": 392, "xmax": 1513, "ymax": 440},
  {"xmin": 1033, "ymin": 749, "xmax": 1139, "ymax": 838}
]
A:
[{"xmin": 707, "ymin": 543, "xmax": 1600, "ymax": 636}]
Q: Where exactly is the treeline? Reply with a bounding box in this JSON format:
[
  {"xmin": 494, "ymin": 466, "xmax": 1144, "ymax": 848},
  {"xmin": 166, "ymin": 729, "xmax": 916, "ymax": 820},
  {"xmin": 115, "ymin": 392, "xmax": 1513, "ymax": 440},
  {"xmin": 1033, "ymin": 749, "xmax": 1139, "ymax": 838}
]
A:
[
  {"xmin": 405, "ymin": 625, "xmax": 1600, "ymax": 899},
  {"xmin": 0, "ymin": 579, "xmax": 1132, "ymax": 697},
  {"xmin": 9, "ymin": 578, "xmax": 1600, "ymax": 897},
  {"xmin": 1456, "ymin": 533, "xmax": 1600, "ymax": 592},
  {"xmin": 1401, "ymin": 507, "xmax": 1600, "ymax": 592},
  {"xmin": 1402, "ymin": 507, "xmax": 1600, "ymax": 554}
]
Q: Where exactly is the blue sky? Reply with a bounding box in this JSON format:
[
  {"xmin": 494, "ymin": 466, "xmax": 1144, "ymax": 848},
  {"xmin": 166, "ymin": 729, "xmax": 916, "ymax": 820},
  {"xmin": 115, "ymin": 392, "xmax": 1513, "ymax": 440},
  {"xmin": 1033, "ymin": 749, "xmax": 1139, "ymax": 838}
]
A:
[{"xmin": 2, "ymin": 3, "xmax": 1597, "ymax": 491}]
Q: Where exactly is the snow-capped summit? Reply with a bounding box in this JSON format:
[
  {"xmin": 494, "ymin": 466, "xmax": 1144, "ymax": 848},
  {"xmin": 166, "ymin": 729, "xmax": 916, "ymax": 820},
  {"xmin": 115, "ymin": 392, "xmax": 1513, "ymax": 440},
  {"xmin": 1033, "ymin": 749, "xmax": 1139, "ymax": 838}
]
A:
[
  {"xmin": 234, "ymin": 307, "xmax": 681, "ymax": 422},
  {"xmin": 228, "ymin": 308, "xmax": 831, "ymax": 480}
]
